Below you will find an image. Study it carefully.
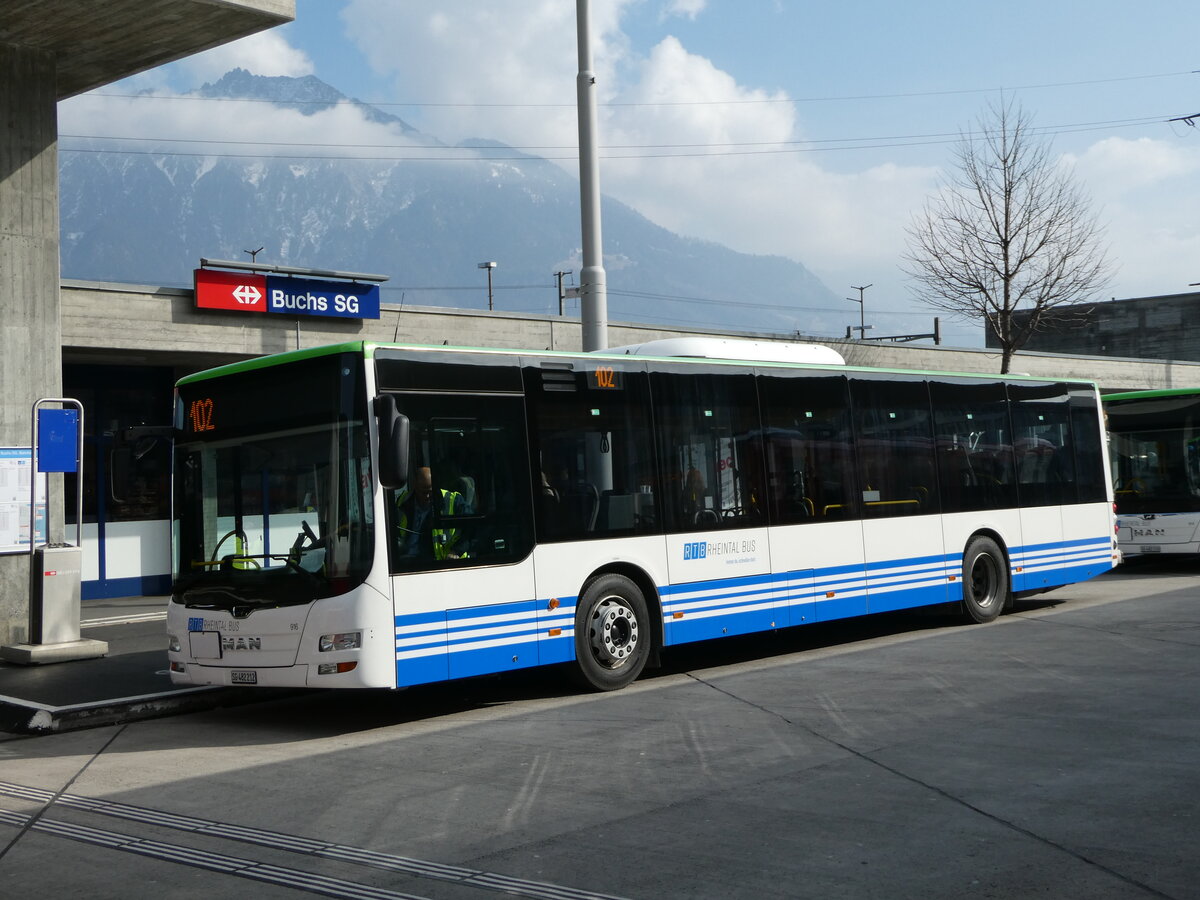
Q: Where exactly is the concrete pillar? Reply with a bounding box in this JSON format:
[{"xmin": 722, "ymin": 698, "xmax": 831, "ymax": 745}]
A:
[{"xmin": 0, "ymin": 44, "xmax": 64, "ymax": 646}]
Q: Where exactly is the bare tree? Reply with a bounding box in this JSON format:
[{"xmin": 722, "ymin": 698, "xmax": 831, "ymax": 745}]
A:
[{"xmin": 903, "ymin": 99, "xmax": 1111, "ymax": 373}]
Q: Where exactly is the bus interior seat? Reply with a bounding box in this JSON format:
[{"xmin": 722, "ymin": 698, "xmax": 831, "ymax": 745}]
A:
[
  {"xmin": 563, "ymin": 481, "xmax": 600, "ymax": 531},
  {"xmin": 598, "ymin": 491, "xmax": 636, "ymax": 530}
]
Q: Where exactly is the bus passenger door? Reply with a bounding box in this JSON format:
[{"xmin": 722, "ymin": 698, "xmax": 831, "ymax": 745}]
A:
[{"xmin": 384, "ymin": 393, "xmax": 539, "ymax": 687}]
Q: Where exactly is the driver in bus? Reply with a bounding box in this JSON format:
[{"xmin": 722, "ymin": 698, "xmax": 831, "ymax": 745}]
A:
[{"xmin": 395, "ymin": 466, "xmax": 471, "ymax": 560}]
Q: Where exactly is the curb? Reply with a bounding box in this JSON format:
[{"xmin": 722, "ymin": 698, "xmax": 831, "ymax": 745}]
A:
[{"xmin": 0, "ymin": 687, "xmax": 300, "ymax": 735}]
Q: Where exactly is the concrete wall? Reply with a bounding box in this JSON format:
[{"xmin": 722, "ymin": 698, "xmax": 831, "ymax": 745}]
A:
[
  {"xmin": 63, "ymin": 280, "xmax": 1200, "ymax": 393},
  {"xmin": 0, "ymin": 0, "xmax": 296, "ymax": 649},
  {"xmin": 0, "ymin": 45, "xmax": 63, "ymax": 647}
]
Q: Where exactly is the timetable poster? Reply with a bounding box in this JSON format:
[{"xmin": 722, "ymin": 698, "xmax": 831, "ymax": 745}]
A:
[{"xmin": 0, "ymin": 448, "xmax": 47, "ymax": 553}]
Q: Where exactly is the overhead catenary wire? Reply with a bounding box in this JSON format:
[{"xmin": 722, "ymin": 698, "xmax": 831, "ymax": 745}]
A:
[
  {"xmin": 83, "ymin": 68, "xmax": 1193, "ymax": 108},
  {"xmin": 57, "ymin": 114, "xmax": 1175, "ymax": 163},
  {"xmin": 58, "ymin": 113, "xmax": 1169, "ymax": 154}
]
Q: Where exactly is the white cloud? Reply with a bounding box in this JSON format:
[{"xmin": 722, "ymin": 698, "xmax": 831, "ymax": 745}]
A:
[
  {"xmin": 1069, "ymin": 136, "xmax": 1200, "ymax": 194},
  {"xmin": 331, "ymin": 1, "xmax": 943, "ymax": 331},
  {"xmin": 663, "ymin": 0, "xmax": 706, "ymax": 20},
  {"xmin": 1065, "ymin": 137, "xmax": 1200, "ymax": 299},
  {"xmin": 594, "ymin": 36, "xmax": 938, "ymax": 319},
  {"xmin": 340, "ymin": 0, "xmax": 635, "ymax": 142},
  {"xmin": 174, "ymin": 30, "xmax": 315, "ymax": 84},
  {"xmin": 59, "ymin": 86, "xmax": 421, "ymax": 164}
]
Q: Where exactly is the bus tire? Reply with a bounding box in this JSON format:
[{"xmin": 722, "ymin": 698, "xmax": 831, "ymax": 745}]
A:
[
  {"xmin": 572, "ymin": 573, "xmax": 651, "ymax": 691},
  {"xmin": 961, "ymin": 536, "xmax": 1009, "ymax": 624}
]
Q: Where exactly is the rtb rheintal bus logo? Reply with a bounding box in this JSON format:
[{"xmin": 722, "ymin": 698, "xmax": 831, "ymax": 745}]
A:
[{"xmin": 683, "ymin": 541, "xmax": 707, "ymax": 560}]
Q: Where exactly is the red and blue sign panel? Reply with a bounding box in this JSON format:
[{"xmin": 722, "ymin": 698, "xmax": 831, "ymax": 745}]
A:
[{"xmin": 194, "ymin": 269, "xmax": 381, "ymax": 320}]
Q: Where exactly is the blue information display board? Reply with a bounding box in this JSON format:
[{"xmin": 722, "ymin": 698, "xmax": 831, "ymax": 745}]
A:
[
  {"xmin": 37, "ymin": 408, "xmax": 79, "ymax": 473},
  {"xmin": 265, "ymin": 276, "xmax": 381, "ymax": 320}
]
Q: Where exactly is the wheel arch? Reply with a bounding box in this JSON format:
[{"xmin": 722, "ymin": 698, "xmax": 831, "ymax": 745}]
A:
[{"xmin": 965, "ymin": 527, "xmax": 1011, "ymax": 566}]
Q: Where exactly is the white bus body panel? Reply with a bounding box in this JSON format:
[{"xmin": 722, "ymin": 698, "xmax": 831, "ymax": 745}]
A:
[
  {"xmin": 391, "ymin": 556, "xmax": 539, "ymax": 686},
  {"xmin": 167, "ymin": 581, "xmax": 396, "ymax": 688},
  {"xmin": 663, "ymin": 526, "xmax": 774, "ymax": 642},
  {"xmin": 766, "ymin": 520, "xmax": 866, "ymax": 625},
  {"xmin": 1117, "ymin": 512, "xmax": 1200, "ymax": 556},
  {"xmin": 861, "ymin": 515, "xmax": 952, "ymax": 613}
]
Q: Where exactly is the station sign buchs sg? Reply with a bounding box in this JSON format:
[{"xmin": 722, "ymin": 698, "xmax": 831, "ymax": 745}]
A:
[{"xmin": 194, "ymin": 269, "xmax": 381, "ymax": 320}]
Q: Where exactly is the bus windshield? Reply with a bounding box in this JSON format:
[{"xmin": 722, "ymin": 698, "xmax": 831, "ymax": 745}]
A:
[
  {"xmin": 1109, "ymin": 427, "xmax": 1200, "ymax": 514},
  {"xmin": 1107, "ymin": 392, "xmax": 1200, "ymax": 515},
  {"xmin": 172, "ymin": 352, "xmax": 373, "ymax": 610}
]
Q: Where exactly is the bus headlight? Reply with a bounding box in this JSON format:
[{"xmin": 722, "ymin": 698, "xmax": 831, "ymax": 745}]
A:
[
  {"xmin": 168, "ymin": 634, "xmax": 181, "ymax": 653},
  {"xmin": 319, "ymin": 631, "xmax": 361, "ymax": 652}
]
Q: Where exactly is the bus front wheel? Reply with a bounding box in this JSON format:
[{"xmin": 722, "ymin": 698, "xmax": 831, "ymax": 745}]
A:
[
  {"xmin": 572, "ymin": 573, "xmax": 651, "ymax": 691},
  {"xmin": 961, "ymin": 536, "xmax": 1009, "ymax": 624}
]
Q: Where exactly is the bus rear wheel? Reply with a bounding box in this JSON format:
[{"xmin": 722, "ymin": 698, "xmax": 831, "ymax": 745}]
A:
[
  {"xmin": 961, "ymin": 536, "xmax": 1009, "ymax": 624},
  {"xmin": 572, "ymin": 573, "xmax": 651, "ymax": 691}
]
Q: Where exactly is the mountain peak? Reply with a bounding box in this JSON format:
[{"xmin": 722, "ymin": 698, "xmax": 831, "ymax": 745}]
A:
[{"xmin": 198, "ymin": 68, "xmax": 416, "ymax": 131}]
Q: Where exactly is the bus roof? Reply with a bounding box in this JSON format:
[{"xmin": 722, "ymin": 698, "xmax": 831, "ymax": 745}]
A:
[
  {"xmin": 605, "ymin": 337, "xmax": 845, "ymax": 366},
  {"xmin": 1103, "ymin": 387, "xmax": 1200, "ymax": 402},
  {"xmin": 177, "ymin": 339, "xmax": 1101, "ymax": 389}
]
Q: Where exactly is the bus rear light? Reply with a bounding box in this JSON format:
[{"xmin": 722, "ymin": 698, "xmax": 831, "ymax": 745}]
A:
[
  {"xmin": 319, "ymin": 631, "xmax": 361, "ymax": 652},
  {"xmin": 168, "ymin": 634, "xmax": 181, "ymax": 652},
  {"xmin": 170, "ymin": 661, "xmax": 186, "ymax": 673},
  {"xmin": 318, "ymin": 661, "xmax": 358, "ymax": 675}
]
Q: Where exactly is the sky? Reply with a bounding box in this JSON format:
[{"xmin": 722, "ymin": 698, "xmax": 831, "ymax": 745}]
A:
[{"xmin": 59, "ymin": 0, "xmax": 1200, "ymax": 347}]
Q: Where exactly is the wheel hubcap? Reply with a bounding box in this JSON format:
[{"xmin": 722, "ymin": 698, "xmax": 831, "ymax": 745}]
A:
[
  {"xmin": 590, "ymin": 597, "xmax": 638, "ymax": 668},
  {"xmin": 970, "ymin": 554, "xmax": 999, "ymax": 608}
]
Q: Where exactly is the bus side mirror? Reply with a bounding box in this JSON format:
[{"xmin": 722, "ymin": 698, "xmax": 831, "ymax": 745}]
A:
[{"xmin": 374, "ymin": 395, "xmax": 410, "ymax": 489}]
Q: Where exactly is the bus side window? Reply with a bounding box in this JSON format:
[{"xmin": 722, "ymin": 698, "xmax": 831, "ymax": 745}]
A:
[
  {"xmin": 523, "ymin": 363, "xmax": 657, "ymax": 542},
  {"xmin": 759, "ymin": 373, "xmax": 856, "ymax": 524},
  {"xmin": 850, "ymin": 377, "xmax": 938, "ymax": 518},
  {"xmin": 1009, "ymin": 382, "xmax": 1075, "ymax": 507},
  {"xmin": 930, "ymin": 378, "xmax": 1017, "ymax": 513},
  {"xmin": 652, "ymin": 370, "xmax": 764, "ymax": 533}
]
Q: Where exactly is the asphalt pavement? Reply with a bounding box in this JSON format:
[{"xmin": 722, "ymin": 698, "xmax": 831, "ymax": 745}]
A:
[{"xmin": 1, "ymin": 561, "xmax": 1198, "ymax": 899}]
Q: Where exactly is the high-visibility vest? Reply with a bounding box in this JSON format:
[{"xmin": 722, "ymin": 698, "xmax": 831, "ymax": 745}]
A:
[{"xmin": 396, "ymin": 488, "xmax": 467, "ymax": 560}]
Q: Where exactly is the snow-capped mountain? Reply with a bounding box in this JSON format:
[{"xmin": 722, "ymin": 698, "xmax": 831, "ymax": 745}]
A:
[{"xmin": 59, "ymin": 69, "xmax": 840, "ymax": 333}]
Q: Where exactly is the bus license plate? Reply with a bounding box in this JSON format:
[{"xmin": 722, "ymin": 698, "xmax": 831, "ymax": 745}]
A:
[{"xmin": 230, "ymin": 671, "xmax": 257, "ymax": 684}]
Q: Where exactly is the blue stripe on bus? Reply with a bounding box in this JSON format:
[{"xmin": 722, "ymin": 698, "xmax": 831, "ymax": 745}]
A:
[
  {"xmin": 393, "ymin": 534, "xmax": 1115, "ymax": 686},
  {"xmin": 395, "ymin": 598, "xmax": 577, "ymax": 686}
]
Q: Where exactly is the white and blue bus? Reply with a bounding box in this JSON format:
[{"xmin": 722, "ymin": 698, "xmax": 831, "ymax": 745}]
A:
[
  {"xmin": 167, "ymin": 340, "xmax": 1117, "ymax": 691},
  {"xmin": 1104, "ymin": 387, "xmax": 1200, "ymax": 557}
]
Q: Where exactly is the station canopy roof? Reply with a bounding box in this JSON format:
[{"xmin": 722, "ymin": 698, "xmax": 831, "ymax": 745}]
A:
[{"xmin": 2, "ymin": 0, "xmax": 294, "ymax": 99}]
